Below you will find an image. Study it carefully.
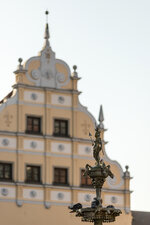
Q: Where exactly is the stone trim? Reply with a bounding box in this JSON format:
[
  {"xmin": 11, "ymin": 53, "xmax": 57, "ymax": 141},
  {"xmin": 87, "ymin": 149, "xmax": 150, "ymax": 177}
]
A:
[
  {"xmin": 0, "ymin": 131, "xmax": 92, "ymax": 143},
  {"xmin": 0, "ymin": 198, "xmax": 130, "ymax": 210},
  {"xmin": 103, "ymin": 152, "xmax": 124, "ymax": 189},
  {"xmin": 13, "ymin": 83, "xmax": 80, "ymax": 95},
  {"xmin": 78, "ymin": 100, "xmax": 97, "ymax": 126},
  {"xmin": 0, "ymin": 89, "xmax": 18, "ymax": 113}
]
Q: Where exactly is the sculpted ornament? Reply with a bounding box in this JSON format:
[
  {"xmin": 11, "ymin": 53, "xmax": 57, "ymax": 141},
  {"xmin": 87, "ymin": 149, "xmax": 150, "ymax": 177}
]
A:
[
  {"xmin": 58, "ymin": 96, "xmax": 65, "ymax": 104},
  {"xmin": 84, "ymin": 194, "xmax": 91, "ymax": 202},
  {"xmin": 57, "ymin": 192, "xmax": 64, "ymax": 200},
  {"xmin": 81, "ymin": 120, "xmax": 91, "ymax": 135},
  {"xmin": 32, "ymin": 70, "xmax": 40, "ymax": 80},
  {"xmin": 24, "ymin": 10, "xmax": 70, "ymax": 88},
  {"xmin": 2, "ymin": 139, "xmax": 9, "ymax": 146},
  {"xmin": 92, "ymin": 127, "xmax": 103, "ymax": 165},
  {"xmin": 45, "ymin": 49, "xmax": 50, "ymax": 59},
  {"xmin": 44, "ymin": 71, "xmax": 54, "ymax": 80},
  {"xmin": 4, "ymin": 112, "xmax": 13, "ymax": 127},
  {"xmin": 69, "ymin": 125, "xmax": 121, "ymax": 224},
  {"xmin": 58, "ymin": 144, "xmax": 64, "ymax": 151},
  {"xmin": 30, "ymin": 190, "xmax": 37, "ymax": 198},
  {"xmin": 56, "ymin": 72, "xmax": 65, "ymax": 83},
  {"xmin": 30, "ymin": 141, "xmax": 37, "ymax": 149},
  {"xmin": 85, "ymin": 146, "xmax": 91, "ymax": 154},
  {"xmin": 1, "ymin": 188, "xmax": 8, "ymax": 196},
  {"xmin": 31, "ymin": 93, "xmax": 38, "ymax": 100}
]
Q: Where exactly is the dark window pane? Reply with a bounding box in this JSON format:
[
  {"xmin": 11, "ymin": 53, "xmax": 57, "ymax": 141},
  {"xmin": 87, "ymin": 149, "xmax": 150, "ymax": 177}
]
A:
[
  {"xmin": 54, "ymin": 168, "xmax": 68, "ymax": 185},
  {"xmin": 26, "ymin": 116, "xmax": 41, "ymax": 134},
  {"xmin": 5, "ymin": 165, "xmax": 11, "ymax": 179},
  {"xmin": 0, "ymin": 165, "xmax": 3, "ymax": 178},
  {"xmin": 27, "ymin": 125, "xmax": 32, "ymax": 131},
  {"xmin": 55, "ymin": 170, "xmax": 59, "ymax": 176},
  {"xmin": 81, "ymin": 169, "xmax": 92, "ymax": 187},
  {"xmin": 61, "ymin": 170, "xmax": 65, "ymax": 175},
  {"xmin": 54, "ymin": 120, "xmax": 68, "ymax": 137},
  {"xmin": 28, "ymin": 118, "xmax": 32, "ymax": 125},
  {"xmin": 26, "ymin": 167, "xmax": 32, "ymax": 180},
  {"xmin": 61, "ymin": 122, "xmax": 66, "ymax": 128},
  {"xmin": 55, "ymin": 127, "xmax": 59, "ymax": 133},
  {"xmin": 61, "ymin": 127, "xmax": 66, "ymax": 134},
  {"xmin": 55, "ymin": 121, "xmax": 59, "ymax": 127},
  {"xmin": 0, "ymin": 170, "xmax": 3, "ymax": 178},
  {"xmin": 0, "ymin": 163, "xmax": 12, "ymax": 181},
  {"xmin": 33, "ymin": 174, "xmax": 38, "ymax": 181},
  {"xmin": 60, "ymin": 176, "xmax": 65, "ymax": 183},
  {"xmin": 33, "ymin": 119, "xmax": 39, "ymax": 125},
  {"xmin": 26, "ymin": 165, "xmax": 41, "ymax": 183},
  {"xmin": 87, "ymin": 177, "xmax": 92, "ymax": 185},
  {"xmin": 33, "ymin": 125, "xmax": 39, "ymax": 132}
]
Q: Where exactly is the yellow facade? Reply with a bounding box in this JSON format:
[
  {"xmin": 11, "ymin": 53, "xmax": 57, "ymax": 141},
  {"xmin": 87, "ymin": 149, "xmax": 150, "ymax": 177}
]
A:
[{"xmin": 0, "ymin": 19, "xmax": 132, "ymax": 225}]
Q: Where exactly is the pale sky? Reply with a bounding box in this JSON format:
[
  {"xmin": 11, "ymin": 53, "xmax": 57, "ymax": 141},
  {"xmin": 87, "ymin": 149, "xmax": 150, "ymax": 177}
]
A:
[{"xmin": 0, "ymin": 0, "xmax": 150, "ymax": 211}]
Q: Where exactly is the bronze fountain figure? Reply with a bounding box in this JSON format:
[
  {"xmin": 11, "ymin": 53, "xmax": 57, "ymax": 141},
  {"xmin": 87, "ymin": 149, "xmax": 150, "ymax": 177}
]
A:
[{"xmin": 69, "ymin": 125, "xmax": 121, "ymax": 225}]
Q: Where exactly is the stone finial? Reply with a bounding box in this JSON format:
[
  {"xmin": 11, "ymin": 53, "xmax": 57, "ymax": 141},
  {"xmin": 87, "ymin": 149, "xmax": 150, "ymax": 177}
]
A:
[
  {"xmin": 98, "ymin": 105, "xmax": 104, "ymax": 129},
  {"xmin": 14, "ymin": 57, "xmax": 27, "ymax": 74},
  {"xmin": 18, "ymin": 58, "xmax": 23, "ymax": 64},
  {"xmin": 73, "ymin": 65, "xmax": 77, "ymax": 71},
  {"xmin": 71, "ymin": 65, "xmax": 78, "ymax": 78},
  {"xmin": 124, "ymin": 165, "xmax": 130, "ymax": 177},
  {"xmin": 18, "ymin": 58, "xmax": 23, "ymax": 70},
  {"xmin": 45, "ymin": 10, "xmax": 49, "ymax": 17},
  {"xmin": 125, "ymin": 165, "xmax": 129, "ymax": 171}
]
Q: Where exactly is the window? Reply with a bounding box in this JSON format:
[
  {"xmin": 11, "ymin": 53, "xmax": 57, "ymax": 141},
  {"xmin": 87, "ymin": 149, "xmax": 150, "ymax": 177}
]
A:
[
  {"xmin": 53, "ymin": 119, "xmax": 69, "ymax": 137},
  {"xmin": 0, "ymin": 163, "xmax": 12, "ymax": 181},
  {"xmin": 53, "ymin": 168, "xmax": 68, "ymax": 185},
  {"xmin": 80, "ymin": 169, "xmax": 92, "ymax": 187},
  {"xmin": 26, "ymin": 116, "xmax": 41, "ymax": 134},
  {"xmin": 26, "ymin": 165, "xmax": 41, "ymax": 184}
]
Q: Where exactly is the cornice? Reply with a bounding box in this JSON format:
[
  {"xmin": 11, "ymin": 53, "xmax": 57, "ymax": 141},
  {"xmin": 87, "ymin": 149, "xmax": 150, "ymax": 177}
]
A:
[
  {"xmin": 0, "ymin": 131, "xmax": 92, "ymax": 143},
  {"xmin": 14, "ymin": 69, "xmax": 27, "ymax": 74},
  {"xmin": 0, "ymin": 149, "xmax": 94, "ymax": 160},
  {"xmin": 71, "ymin": 76, "xmax": 81, "ymax": 81},
  {"xmin": 12, "ymin": 83, "xmax": 81, "ymax": 95},
  {"xmin": 0, "ymin": 182, "xmax": 132, "ymax": 194}
]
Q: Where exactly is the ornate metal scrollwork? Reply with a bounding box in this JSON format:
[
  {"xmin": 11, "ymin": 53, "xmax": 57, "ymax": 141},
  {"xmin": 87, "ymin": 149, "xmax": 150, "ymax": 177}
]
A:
[{"xmin": 69, "ymin": 125, "xmax": 121, "ymax": 224}]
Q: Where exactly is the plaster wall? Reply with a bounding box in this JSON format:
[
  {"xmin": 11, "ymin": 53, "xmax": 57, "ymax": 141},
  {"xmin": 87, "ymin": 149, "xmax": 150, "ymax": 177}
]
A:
[{"xmin": 0, "ymin": 203, "xmax": 132, "ymax": 225}]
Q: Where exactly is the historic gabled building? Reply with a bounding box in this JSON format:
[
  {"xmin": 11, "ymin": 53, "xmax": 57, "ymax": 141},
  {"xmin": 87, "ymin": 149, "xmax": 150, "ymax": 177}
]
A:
[{"xmin": 0, "ymin": 13, "xmax": 132, "ymax": 225}]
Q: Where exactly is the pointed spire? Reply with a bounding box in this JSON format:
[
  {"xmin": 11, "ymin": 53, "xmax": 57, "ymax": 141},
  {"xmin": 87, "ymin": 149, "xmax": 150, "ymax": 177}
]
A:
[
  {"xmin": 98, "ymin": 105, "xmax": 108, "ymax": 154},
  {"xmin": 44, "ymin": 11, "xmax": 50, "ymax": 45},
  {"xmin": 98, "ymin": 105, "xmax": 104, "ymax": 129},
  {"xmin": 44, "ymin": 23, "xmax": 50, "ymax": 40},
  {"xmin": 99, "ymin": 105, "xmax": 104, "ymax": 123}
]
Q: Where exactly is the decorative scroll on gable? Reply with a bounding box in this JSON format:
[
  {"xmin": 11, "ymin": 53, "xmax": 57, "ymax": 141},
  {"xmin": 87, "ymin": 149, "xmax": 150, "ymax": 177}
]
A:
[{"xmin": 25, "ymin": 43, "xmax": 71, "ymax": 89}]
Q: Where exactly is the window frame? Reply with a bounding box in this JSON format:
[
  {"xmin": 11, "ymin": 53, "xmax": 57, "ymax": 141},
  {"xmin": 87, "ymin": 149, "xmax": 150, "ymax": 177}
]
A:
[
  {"xmin": 25, "ymin": 164, "xmax": 41, "ymax": 184},
  {"xmin": 53, "ymin": 167, "xmax": 69, "ymax": 186},
  {"xmin": 53, "ymin": 118, "xmax": 69, "ymax": 137},
  {"xmin": 26, "ymin": 115, "xmax": 42, "ymax": 135},
  {"xmin": 0, "ymin": 162, "xmax": 13, "ymax": 182},
  {"xmin": 80, "ymin": 168, "xmax": 93, "ymax": 188}
]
